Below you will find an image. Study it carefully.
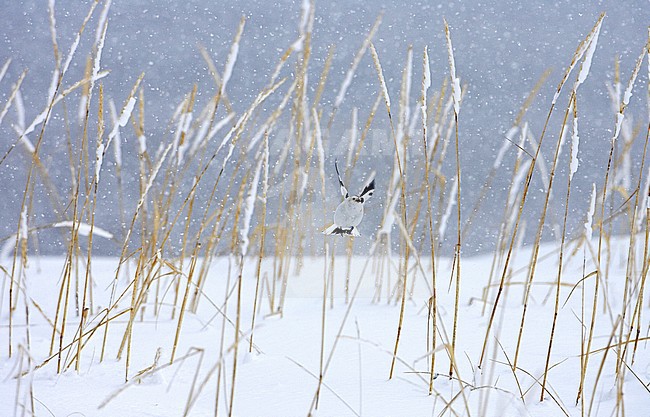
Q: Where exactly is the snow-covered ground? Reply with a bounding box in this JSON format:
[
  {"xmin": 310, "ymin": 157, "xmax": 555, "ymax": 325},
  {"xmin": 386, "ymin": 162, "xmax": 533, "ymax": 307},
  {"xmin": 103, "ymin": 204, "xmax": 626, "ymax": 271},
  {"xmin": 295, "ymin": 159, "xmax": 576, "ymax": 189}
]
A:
[{"xmin": 2, "ymin": 237, "xmax": 648, "ymax": 416}]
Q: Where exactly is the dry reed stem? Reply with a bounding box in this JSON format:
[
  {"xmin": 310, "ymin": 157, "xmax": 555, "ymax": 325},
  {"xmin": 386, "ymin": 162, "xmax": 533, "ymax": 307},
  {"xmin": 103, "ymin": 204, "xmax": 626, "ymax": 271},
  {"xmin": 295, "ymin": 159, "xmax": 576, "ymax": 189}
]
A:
[
  {"xmin": 249, "ymin": 132, "xmax": 270, "ymax": 352},
  {"xmin": 540, "ymin": 94, "xmax": 579, "ymax": 400},
  {"xmin": 444, "ymin": 19, "xmax": 463, "ymax": 379},
  {"xmin": 369, "ymin": 40, "xmax": 411, "ymax": 380},
  {"xmin": 578, "ymin": 39, "xmax": 645, "ymax": 405},
  {"xmin": 513, "ymin": 95, "xmax": 573, "ymax": 373},
  {"xmin": 327, "ymin": 13, "xmax": 382, "ymax": 131},
  {"xmin": 461, "ymin": 69, "xmax": 551, "ymax": 243},
  {"xmin": 479, "ymin": 14, "xmax": 605, "ymax": 370}
]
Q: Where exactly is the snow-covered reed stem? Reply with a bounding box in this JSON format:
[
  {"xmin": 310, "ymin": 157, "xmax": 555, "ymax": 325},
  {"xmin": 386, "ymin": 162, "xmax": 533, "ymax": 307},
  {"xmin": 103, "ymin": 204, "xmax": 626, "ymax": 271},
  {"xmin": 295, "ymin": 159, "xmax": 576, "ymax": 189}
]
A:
[
  {"xmin": 0, "ymin": 70, "xmax": 27, "ymax": 129},
  {"xmin": 94, "ymin": 87, "xmax": 105, "ymax": 187},
  {"xmin": 569, "ymin": 100, "xmax": 580, "ymax": 181},
  {"xmin": 220, "ymin": 17, "xmax": 245, "ymax": 98},
  {"xmin": 345, "ymin": 107, "xmax": 358, "ymax": 169},
  {"xmin": 551, "ymin": 13, "xmax": 605, "ymax": 106},
  {"xmin": 101, "ymin": 141, "xmax": 174, "ymax": 362},
  {"xmin": 578, "ymin": 37, "xmax": 646, "ymax": 406},
  {"xmin": 108, "ymin": 101, "xmax": 122, "ymax": 168},
  {"xmin": 584, "ymin": 183, "xmax": 597, "ymax": 244},
  {"xmin": 438, "ymin": 176, "xmax": 457, "ymax": 242},
  {"xmin": 370, "ymin": 43, "xmax": 391, "ymax": 111},
  {"xmin": 313, "ymin": 108, "xmax": 326, "ymax": 196},
  {"xmin": 192, "ymin": 112, "xmax": 234, "ymax": 156},
  {"xmin": 444, "ymin": 20, "xmax": 462, "ymax": 116},
  {"xmin": 250, "ymin": 80, "xmax": 297, "ymax": 154},
  {"xmin": 420, "ymin": 45, "xmax": 438, "ymax": 393},
  {"xmin": 444, "ymin": 18, "xmax": 463, "ymax": 379},
  {"xmin": 396, "ymin": 46, "xmax": 413, "ymax": 148},
  {"xmin": 52, "ymin": 221, "xmax": 113, "ymax": 240},
  {"xmin": 370, "ymin": 41, "xmax": 410, "ymax": 380},
  {"xmin": 334, "ymin": 14, "xmax": 382, "ymax": 110},
  {"xmin": 249, "ymin": 132, "xmax": 270, "ymax": 352},
  {"xmin": 240, "ymin": 153, "xmax": 263, "ymax": 257},
  {"xmin": 0, "ymin": 58, "xmax": 10, "ymax": 84},
  {"xmin": 107, "ymin": 96, "xmax": 137, "ymax": 147},
  {"xmin": 480, "ymin": 14, "xmax": 605, "ymax": 371}
]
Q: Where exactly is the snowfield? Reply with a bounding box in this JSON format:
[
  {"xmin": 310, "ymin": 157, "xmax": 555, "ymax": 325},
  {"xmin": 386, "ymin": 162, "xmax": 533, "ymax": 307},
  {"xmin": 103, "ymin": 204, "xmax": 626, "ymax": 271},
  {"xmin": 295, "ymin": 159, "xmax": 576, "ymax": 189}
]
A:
[{"xmin": 2, "ymin": 237, "xmax": 649, "ymax": 416}]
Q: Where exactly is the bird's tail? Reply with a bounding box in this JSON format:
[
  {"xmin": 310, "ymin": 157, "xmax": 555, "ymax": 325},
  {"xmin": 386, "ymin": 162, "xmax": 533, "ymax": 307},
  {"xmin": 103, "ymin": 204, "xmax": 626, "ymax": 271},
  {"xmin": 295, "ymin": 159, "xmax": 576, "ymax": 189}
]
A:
[{"xmin": 322, "ymin": 224, "xmax": 360, "ymax": 237}]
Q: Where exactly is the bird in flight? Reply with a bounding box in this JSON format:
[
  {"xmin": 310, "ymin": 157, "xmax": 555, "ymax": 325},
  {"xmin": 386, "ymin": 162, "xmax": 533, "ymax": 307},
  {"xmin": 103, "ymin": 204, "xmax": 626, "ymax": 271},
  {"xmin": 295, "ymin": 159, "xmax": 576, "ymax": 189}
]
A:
[{"xmin": 323, "ymin": 159, "xmax": 375, "ymax": 237}]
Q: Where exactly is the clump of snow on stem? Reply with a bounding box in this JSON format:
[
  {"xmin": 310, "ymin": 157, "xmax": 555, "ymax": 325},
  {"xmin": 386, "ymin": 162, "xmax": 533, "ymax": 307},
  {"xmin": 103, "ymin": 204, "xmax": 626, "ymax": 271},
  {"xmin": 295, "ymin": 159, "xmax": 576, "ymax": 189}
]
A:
[
  {"xmin": 19, "ymin": 207, "xmax": 28, "ymax": 241},
  {"xmin": 95, "ymin": 142, "xmax": 105, "ymax": 185},
  {"xmin": 569, "ymin": 99, "xmax": 580, "ymax": 181},
  {"xmin": 575, "ymin": 21, "xmax": 601, "ymax": 87},
  {"xmin": 420, "ymin": 46, "xmax": 430, "ymax": 134},
  {"xmin": 109, "ymin": 100, "xmax": 122, "ymax": 167},
  {"xmin": 438, "ymin": 176, "xmax": 457, "ymax": 241},
  {"xmin": 138, "ymin": 135, "xmax": 147, "ymax": 155},
  {"xmin": 614, "ymin": 48, "xmax": 645, "ymax": 140},
  {"xmin": 552, "ymin": 14, "xmax": 604, "ymax": 105},
  {"xmin": 106, "ymin": 96, "xmax": 136, "ymax": 152},
  {"xmin": 312, "ymin": 108, "xmax": 326, "ymax": 196},
  {"xmin": 240, "ymin": 154, "xmax": 263, "ymax": 257},
  {"xmin": 346, "ymin": 108, "xmax": 358, "ymax": 166},
  {"xmin": 585, "ymin": 183, "xmax": 596, "ymax": 243},
  {"xmin": 221, "ymin": 17, "xmax": 245, "ymax": 97}
]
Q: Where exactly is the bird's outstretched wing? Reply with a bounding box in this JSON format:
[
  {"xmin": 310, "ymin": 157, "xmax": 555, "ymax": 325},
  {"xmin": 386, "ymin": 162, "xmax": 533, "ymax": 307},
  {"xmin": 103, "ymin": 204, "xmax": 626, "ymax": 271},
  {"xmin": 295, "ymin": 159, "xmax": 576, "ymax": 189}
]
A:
[
  {"xmin": 334, "ymin": 159, "xmax": 348, "ymax": 198},
  {"xmin": 359, "ymin": 178, "xmax": 375, "ymax": 202}
]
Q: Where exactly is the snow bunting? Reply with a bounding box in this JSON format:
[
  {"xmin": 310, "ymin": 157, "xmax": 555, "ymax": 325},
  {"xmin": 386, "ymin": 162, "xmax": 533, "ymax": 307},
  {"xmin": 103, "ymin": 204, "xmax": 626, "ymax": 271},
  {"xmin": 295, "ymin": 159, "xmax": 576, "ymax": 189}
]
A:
[{"xmin": 323, "ymin": 160, "xmax": 375, "ymax": 237}]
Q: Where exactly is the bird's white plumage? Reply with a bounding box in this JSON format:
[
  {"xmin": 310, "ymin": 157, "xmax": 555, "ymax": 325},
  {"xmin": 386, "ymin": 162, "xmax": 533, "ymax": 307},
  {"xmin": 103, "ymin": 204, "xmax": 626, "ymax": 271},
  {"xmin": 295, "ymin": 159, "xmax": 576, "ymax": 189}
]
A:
[
  {"xmin": 334, "ymin": 198, "xmax": 364, "ymax": 227},
  {"xmin": 323, "ymin": 160, "xmax": 375, "ymax": 237}
]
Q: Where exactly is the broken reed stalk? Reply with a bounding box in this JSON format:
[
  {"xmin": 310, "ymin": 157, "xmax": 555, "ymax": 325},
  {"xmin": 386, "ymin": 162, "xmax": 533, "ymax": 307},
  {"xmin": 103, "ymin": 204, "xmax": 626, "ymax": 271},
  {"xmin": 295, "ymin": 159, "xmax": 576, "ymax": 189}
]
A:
[{"xmin": 479, "ymin": 13, "xmax": 605, "ymax": 369}]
